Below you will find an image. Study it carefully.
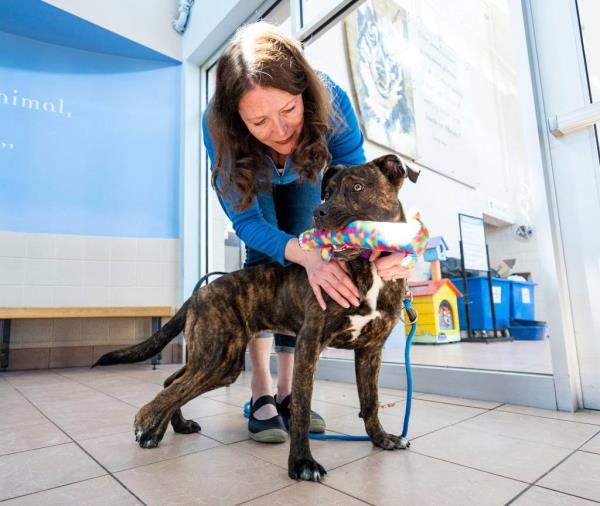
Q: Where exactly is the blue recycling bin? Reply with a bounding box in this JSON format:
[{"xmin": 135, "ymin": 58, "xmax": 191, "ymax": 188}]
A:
[
  {"xmin": 450, "ymin": 276, "xmax": 511, "ymax": 330},
  {"xmin": 509, "ymin": 280, "xmax": 536, "ymax": 321}
]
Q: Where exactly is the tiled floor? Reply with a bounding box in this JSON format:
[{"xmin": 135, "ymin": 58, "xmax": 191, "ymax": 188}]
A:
[{"xmin": 1, "ymin": 364, "xmax": 599, "ymax": 505}]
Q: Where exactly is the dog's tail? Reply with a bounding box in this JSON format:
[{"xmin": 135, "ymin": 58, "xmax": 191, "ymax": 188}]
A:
[{"xmin": 92, "ymin": 300, "xmax": 190, "ymax": 367}]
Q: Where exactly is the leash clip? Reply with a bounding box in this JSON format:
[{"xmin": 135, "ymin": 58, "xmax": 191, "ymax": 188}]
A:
[{"xmin": 399, "ymin": 291, "xmax": 418, "ymax": 325}]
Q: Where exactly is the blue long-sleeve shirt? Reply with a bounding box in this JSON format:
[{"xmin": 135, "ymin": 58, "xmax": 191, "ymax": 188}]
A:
[{"xmin": 202, "ymin": 73, "xmax": 366, "ymax": 265}]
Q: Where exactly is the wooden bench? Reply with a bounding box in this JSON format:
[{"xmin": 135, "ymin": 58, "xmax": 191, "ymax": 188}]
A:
[{"xmin": 0, "ymin": 306, "xmax": 173, "ymax": 371}]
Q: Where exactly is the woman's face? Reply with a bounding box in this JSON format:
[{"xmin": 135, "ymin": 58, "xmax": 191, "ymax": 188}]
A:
[{"xmin": 238, "ymin": 86, "xmax": 304, "ymax": 156}]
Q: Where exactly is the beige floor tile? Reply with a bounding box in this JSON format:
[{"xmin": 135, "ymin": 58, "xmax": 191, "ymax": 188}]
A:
[
  {"xmin": 209, "ymin": 385, "xmax": 255, "ymax": 407},
  {"xmin": 377, "ymin": 386, "xmax": 408, "ymax": 398},
  {"xmin": 512, "ymin": 485, "xmax": 598, "ymax": 505},
  {"xmin": 180, "ymin": 396, "xmax": 241, "ymax": 419},
  {"xmin": 413, "ymin": 424, "xmax": 573, "ymax": 482},
  {"xmin": 312, "ymin": 383, "xmax": 362, "ymax": 408},
  {"xmin": 194, "ymin": 412, "xmax": 250, "ymax": 444},
  {"xmin": 457, "ymin": 410, "xmax": 600, "ymax": 449},
  {"xmin": 111, "ymin": 364, "xmax": 183, "ymax": 385},
  {"xmin": 2, "ymin": 475, "xmax": 142, "ymax": 505},
  {"xmin": 326, "ymin": 399, "xmax": 485, "ymax": 439},
  {"xmin": 242, "ymin": 481, "xmax": 368, "ymax": 505},
  {"xmin": 581, "ymin": 432, "xmax": 600, "ymax": 454},
  {"xmin": 93, "ymin": 381, "xmax": 164, "ymax": 407},
  {"xmin": 115, "ymin": 445, "xmax": 291, "ymax": 506},
  {"xmin": 309, "ymin": 399, "xmax": 358, "ymax": 421},
  {"xmin": 79, "ymin": 428, "xmax": 221, "ymax": 472},
  {"xmin": 45, "ymin": 401, "xmax": 137, "ymax": 441},
  {"xmin": 498, "ymin": 404, "xmax": 600, "ymax": 425},
  {"xmin": 4, "ymin": 371, "xmax": 70, "ymax": 388},
  {"xmin": 414, "ymin": 393, "xmax": 502, "ymax": 409},
  {"xmin": 0, "ymin": 419, "xmax": 71, "ymax": 456},
  {"xmin": 0, "ymin": 443, "xmax": 106, "ymax": 501},
  {"xmin": 325, "ymin": 449, "xmax": 526, "ymax": 505},
  {"xmin": 64, "ymin": 373, "xmax": 147, "ymax": 391},
  {"xmin": 14, "ymin": 383, "xmax": 98, "ymax": 405},
  {"xmin": 0, "ymin": 400, "xmax": 48, "ymax": 431},
  {"xmin": 538, "ymin": 451, "xmax": 600, "ymax": 502},
  {"xmin": 231, "ymin": 437, "xmax": 381, "ymax": 473},
  {"xmin": 312, "ymin": 382, "xmax": 403, "ymax": 409}
]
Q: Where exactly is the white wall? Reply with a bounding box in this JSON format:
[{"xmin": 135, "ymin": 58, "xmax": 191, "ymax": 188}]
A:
[
  {"xmin": 0, "ymin": 232, "xmax": 179, "ymax": 308},
  {"xmin": 42, "ymin": 0, "xmax": 182, "ymax": 61},
  {"xmin": 183, "ymin": 0, "xmax": 270, "ymax": 64}
]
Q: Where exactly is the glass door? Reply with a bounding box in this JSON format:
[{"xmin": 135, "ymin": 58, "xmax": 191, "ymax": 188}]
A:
[{"xmin": 524, "ymin": 0, "xmax": 600, "ymax": 410}]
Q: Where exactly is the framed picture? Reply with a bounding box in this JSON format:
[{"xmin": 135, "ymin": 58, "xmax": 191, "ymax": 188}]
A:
[{"xmin": 345, "ymin": 0, "xmax": 417, "ymax": 158}]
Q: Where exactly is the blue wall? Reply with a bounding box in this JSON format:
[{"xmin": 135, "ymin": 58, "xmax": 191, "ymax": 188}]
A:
[{"xmin": 0, "ymin": 13, "xmax": 181, "ymax": 238}]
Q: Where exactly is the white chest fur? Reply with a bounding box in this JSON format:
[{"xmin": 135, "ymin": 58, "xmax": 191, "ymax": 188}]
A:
[{"xmin": 348, "ymin": 263, "xmax": 383, "ymax": 340}]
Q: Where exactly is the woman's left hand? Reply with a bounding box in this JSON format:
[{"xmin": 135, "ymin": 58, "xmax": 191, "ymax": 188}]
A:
[{"xmin": 369, "ymin": 251, "xmax": 414, "ymax": 281}]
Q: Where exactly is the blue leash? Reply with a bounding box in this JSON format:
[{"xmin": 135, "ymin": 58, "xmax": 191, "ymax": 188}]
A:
[{"xmin": 243, "ymin": 297, "xmax": 417, "ymax": 446}]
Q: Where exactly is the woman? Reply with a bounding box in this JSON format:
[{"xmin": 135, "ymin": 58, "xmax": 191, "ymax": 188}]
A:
[{"xmin": 202, "ymin": 22, "xmax": 412, "ymax": 443}]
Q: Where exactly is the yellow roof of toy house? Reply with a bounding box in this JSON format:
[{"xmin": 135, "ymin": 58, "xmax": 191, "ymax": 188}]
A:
[{"xmin": 408, "ymin": 279, "xmax": 462, "ymax": 298}]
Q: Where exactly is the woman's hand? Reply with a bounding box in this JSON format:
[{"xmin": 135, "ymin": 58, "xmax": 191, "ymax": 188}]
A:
[
  {"xmin": 285, "ymin": 239, "xmax": 360, "ymax": 311},
  {"xmin": 369, "ymin": 251, "xmax": 414, "ymax": 281}
]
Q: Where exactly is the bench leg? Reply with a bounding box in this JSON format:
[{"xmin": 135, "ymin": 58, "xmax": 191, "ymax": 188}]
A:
[
  {"xmin": 151, "ymin": 317, "xmax": 162, "ymax": 370},
  {"xmin": 0, "ymin": 319, "xmax": 11, "ymax": 371}
]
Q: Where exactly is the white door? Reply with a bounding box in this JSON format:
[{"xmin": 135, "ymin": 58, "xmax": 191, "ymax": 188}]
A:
[{"xmin": 526, "ymin": 0, "xmax": 600, "ymax": 409}]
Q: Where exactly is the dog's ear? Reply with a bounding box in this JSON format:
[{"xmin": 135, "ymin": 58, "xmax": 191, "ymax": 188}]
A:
[
  {"xmin": 372, "ymin": 154, "xmax": 419, "ymax": 185},
  {"xmin": 406, "ymin": 164, "xmax": 420, "ymax": 183},
  {"xmin": 321, "ymin": 164, "xmax": 343, "ymax": 200}
]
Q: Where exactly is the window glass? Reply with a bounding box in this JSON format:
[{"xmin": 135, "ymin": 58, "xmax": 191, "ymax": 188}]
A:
[{"xmin": 306, "ymin": 0, "xmax": 554, "ymax": 374}]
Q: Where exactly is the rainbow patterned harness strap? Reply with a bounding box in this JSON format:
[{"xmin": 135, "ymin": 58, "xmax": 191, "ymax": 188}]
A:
[{"xmin": 298, "ymin": 210, "xmax": 430, "ymax": 266}]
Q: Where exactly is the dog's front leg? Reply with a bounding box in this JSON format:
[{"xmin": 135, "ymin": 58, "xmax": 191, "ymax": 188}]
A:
[
  {"xmin": 288, "ymin": 324, "xmax": 326, "ymax": 481},
  {"xmin": 355, "ymin": 346, "xmax": 406, "ymax": 450}
]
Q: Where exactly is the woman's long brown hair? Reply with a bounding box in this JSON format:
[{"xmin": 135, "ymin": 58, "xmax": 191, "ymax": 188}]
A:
[{"xmin": 208, "ymin": 22, "xmax": 335, "ymax": 211}]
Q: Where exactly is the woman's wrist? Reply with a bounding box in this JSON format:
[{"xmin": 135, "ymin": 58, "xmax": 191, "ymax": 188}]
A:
[{"xmin": 284, "ymin": 237, "xmax": 309, "ymax": 267}]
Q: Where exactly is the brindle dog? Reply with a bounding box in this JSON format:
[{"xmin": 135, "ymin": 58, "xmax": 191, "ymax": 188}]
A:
[{"xmin": 94, "ymin": 154, "xmax": 419, "ymax": 481}]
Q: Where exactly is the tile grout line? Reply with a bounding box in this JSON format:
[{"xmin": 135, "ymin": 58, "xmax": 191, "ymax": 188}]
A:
[
  {"xmin": 0, "ymin": 440, "xmax": 73, "ymax": 459},
  {"xmin": 406, "ymin": 401, "xmax": 506, "ymax": 444},
  {"xmin": 0, "ymin": 475, "xmax": 128, "ymax": 504},
  {"xmin": 6, "ymin": 368, "xmax": 600, "ymax": 504},
  {"xmin": 529, "ymin": 484, "xmax": 600, "ymax": 504},
  {"xmin": 495, "ymin": 406, "xmax": 600, "ymax": 427},
  {"xmin": 4, "ymin": 380, "xmax": 149, "ymax": 506},
  {"xmin": 321, "ymin": 482, "xmax": 376, "ymax": 506},
  {"xmin": 408, "ymin": 448, "xmax": 530, "ymax": 486},
  {"xmin": 233, "ymin": 483, "xmax": 298, "ymax": 506},
  {"xmin": 504, "ymin": 425, "xmax": 600, "ymax": 505},
  {"xmin": 52, "ymin": 369, "xmax": 152, "ymax": 410}
]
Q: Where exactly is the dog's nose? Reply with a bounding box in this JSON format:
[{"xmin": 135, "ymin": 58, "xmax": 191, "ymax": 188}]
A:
[{"xmin": 313, "ymin": 208, "xmax": 327, "ymax": 221}]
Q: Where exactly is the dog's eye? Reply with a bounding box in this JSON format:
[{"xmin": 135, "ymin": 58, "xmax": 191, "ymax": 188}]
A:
[
  {"xmin": 323, "ymin": 191, "xmax": 330, "ymax": 200},
  {"xmin": 353, "ymin": 183, "xmax": 364, "ymax": 192}
]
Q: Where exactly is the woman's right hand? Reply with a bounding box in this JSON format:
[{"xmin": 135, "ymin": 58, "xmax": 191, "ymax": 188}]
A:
[{"xmin": 285, "ymin": 239, "xmax": 360, "ymax": 311}]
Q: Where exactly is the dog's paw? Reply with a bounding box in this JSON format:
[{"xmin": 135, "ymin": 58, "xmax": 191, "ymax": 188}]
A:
[
  {"xmin": 288, "ymin": 457, "xmax": 327, "ymax": 481},
  {"xmin": 372, "ymin": 432, "xmax": 410, "ymax": 450},
  {"xmin": 134, "ymin": 426, "xmax": 164, "ymax": 449},
  {"xmin": 172, "ymin": 419, "xmax": 201, "ymax": 434}
]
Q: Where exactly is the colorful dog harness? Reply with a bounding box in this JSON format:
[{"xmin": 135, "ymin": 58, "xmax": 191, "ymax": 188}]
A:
[{"xmin": 298, "ymin": 210, "xmax": 430, "ymax": 267}]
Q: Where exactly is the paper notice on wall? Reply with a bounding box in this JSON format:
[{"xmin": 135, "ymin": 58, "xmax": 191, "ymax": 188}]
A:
[
  {"xmin": 459, "ymin": 214, "xmax": 488, "ymax": 271},
  {"xmin": 492, "ymin": 286, "xmax": 501, "ymax": 304},
  {"xmin": 521, "ymin": 287, "xmax": 531, "ymax": 304}
]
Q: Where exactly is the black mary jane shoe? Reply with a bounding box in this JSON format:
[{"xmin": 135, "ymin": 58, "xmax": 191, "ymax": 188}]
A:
[
  {"xmin": 248, "ymin": 395, "xmax": 288, "ymax": 443},
  {"xmin": 275, "ymin": 394, "xmax": 326, "ymax": 434}
]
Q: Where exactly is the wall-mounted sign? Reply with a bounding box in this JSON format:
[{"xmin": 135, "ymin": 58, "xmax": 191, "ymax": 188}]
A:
[{"xmin": 459, "ymin": 213, "xmax": 488, "ymax": 272}]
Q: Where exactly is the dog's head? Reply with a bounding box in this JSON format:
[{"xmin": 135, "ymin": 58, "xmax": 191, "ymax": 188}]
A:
[{"xmin": 313, "ymin": 154, "xmax": 420, "ymax": 260}]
